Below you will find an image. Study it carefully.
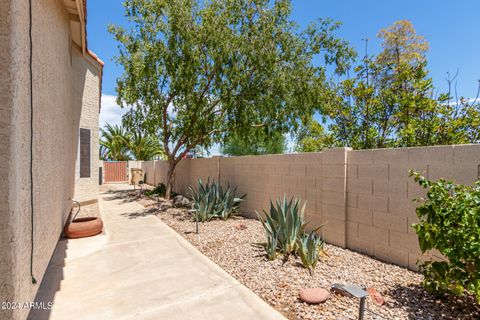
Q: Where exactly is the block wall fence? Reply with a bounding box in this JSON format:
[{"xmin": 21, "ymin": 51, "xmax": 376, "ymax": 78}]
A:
[{"xmin": 131, "ymin": 145, "xmax": 480, "ymax": 270}]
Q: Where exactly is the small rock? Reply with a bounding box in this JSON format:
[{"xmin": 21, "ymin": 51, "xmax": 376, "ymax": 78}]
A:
[
  {"xmin": 235, "ymin": 223, "xmax": 247, "ymax": 230},
  {"xmin": 367, "ymin": 287, "xmax": 386, "ymax": 306},
  {"xmin": 172, "ymin": 195, "xmax": 191, "ymax": 208},
  {"xmin": 299, "ymin": 288, "xmax": 330, "ymax": 304}
]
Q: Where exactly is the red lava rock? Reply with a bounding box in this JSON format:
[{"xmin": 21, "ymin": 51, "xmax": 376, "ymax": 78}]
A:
[
  {"xmin": 299, "ymin": 288, "xmax": 330, "ymax": 304},
  {"xmin": 235, "ymin": 223, "xmax": 247, "ymax": 230},
  {"xmin": 367, "ymin": 287, "xmax": 386, "ymax": 306}
]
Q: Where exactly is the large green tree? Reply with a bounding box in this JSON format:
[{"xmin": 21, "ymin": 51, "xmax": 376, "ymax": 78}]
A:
[
  {"xmin": 127, "ymin": 131, "xmax": 165, "ymax": 160},
  {"xmin": 110, "ymin": 0, "xmax": 354, "ymax": 198},
  {"xmin": 100, "ymin": 124, "xmax": 132, "ymax": 161},
  {"xmin": 295, "ymin": 116, "xmax": 335, "ymax": 152},
  {"xmin": 100, "ymin": 123, "xmax": 165, "ymax": 161},
  {"xmin": 297, "ymin": 20, "xmax": 480, "ymax": 151},
  {"xmin": 222, "ymin": 129, "xmax": 286, "ymax": 156}
]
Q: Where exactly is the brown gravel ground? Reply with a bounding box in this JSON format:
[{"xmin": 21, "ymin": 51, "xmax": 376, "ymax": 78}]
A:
[
  {"xmin": 132, "ymin": 194, "xmax": 479, "ymax": 320},
  {"xmin": 72, "ymin": 202, "xmax": 100, "ymax": 219}
]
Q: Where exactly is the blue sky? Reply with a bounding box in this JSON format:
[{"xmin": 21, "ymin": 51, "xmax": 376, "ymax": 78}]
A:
[{"xmin": 88, "ymin": 0, "xmax": 480, "ymax": 150}]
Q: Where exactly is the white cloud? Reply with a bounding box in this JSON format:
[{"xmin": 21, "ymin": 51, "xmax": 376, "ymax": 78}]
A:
[{"xmin": 99, "ymin": 94, "xmax": 132, "ymax": 128}]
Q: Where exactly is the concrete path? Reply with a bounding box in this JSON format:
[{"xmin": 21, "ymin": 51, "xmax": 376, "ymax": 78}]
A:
[{"xmin": 30, "ymin": 184, "xmax": 285, "ymax": 320}]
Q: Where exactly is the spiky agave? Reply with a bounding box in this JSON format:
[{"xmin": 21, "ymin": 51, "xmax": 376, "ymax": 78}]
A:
[
  {"xmin": 257, "ymin": 195, "xmax": 308, "ymax": 256},
  {"xmin": 188, "ymin": 179, "xmax": 246, "ymax": 222}
]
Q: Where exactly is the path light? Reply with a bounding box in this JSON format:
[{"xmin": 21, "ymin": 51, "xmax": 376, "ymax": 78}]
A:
[
  {"xmin": 188, "ymin": 209, "xmax": 199, "ymax": 234},
  {"xmin": 331, "ymin": 283, "xmax": 368, "ymax": 320}
]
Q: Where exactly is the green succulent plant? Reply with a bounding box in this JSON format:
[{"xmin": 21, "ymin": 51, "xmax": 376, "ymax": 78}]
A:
[
  {"xmin": 188, "ymin": 179, "xmax": 246, "ymax": 222},
  {"xmin": 257, "ymin": 195, "xmax": 325, "ymax": 271},
  {"xmin": 297, "ymin": 230, "xmax": 325, "ymax": 274},
  {"xmin": 257, "ymin": 196, "xmax": 307, "ymax": 256}
]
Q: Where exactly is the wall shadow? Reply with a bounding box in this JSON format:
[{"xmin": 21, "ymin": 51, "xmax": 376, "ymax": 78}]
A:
[{"xmin": 27, "ymin": 238, "xmax": 68, "ymax": 320}]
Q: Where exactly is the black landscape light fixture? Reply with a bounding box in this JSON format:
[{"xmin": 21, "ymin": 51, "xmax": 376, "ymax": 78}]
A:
[{"xmin": 331, "ymin": 283, "xmax": 369, "ymax": 320}]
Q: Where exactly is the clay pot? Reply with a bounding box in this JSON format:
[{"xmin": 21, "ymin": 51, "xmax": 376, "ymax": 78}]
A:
[{"xmin": 64, "ymin": 217, "xmax": 103, "ymax": 239}]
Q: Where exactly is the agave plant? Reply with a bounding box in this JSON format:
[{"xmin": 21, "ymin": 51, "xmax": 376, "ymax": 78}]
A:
[
  {"xmin": 257, "ymin": 196, "xmax": 308, "ymax": 256},
  {"xmin": 188, "ymin": 179, "xmax": 246, "ymax": 222},
  {"xmin": 297, "ymin": 230, "xmax": 325, "ymax": 274}
]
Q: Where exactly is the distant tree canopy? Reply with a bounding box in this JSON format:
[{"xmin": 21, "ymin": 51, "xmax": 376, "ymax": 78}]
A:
[
  {"xmin": 296, "ymin": 20, "xmax": 480, "ymax": 152},
  {"xmin": 100, "ymin": 123, "xmax": 164, "ymax": 161},
  {"xmin": 110, "ymin": 0, "xmax": 355, "ymax": 198},
  {"xmin": 222, "ymin": 129, "xmax": 286, "ymax": 156}
]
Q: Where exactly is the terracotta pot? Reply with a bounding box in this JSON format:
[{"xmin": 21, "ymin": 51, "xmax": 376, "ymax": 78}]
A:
[{"xmin": 64, "ymin": 217, "xmax": 103, "ymax": 239}]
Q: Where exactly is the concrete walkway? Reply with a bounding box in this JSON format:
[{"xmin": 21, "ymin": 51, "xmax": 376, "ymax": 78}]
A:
[{"xmin": 30, "ymin": 184, "xmax": 285, "ymax": 320}]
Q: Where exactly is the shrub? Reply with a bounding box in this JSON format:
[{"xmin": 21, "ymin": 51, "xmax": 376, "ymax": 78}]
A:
[
  {"xmin": 145, "ymin": 182, "xmax": 167, "ymax": 197},
  {"xmin": 188, "ymin": 179, "xmax": 246, "ymax": 222},
  {"xmin": 410, "ymin": 170, "xmax": 480, "ymax": 302},
  {"xmin": 257, "ymin": 196, "xmax": 325, "ymax": 272}
]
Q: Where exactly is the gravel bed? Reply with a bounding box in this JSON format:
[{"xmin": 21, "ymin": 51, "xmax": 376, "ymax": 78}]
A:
[
  {"xmin": 138, "ymin": 196, "xmax": 479, "ymax": 320},
  {"xmin": 72, "ymin": 202, "xmax": 100, "ymax": 219}
]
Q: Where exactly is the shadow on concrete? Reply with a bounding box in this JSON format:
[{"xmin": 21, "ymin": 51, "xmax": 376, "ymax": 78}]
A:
[
  {"xmin": 386, "ymin": 284, "xmax": 480, "ymax": 319},
  {"xmin": 120, "ymin": 207, "xmax": 159, "ymax": 219},
  {"xmin": 102, "ymin": 188, "xmax": 142, "ymax": 203},
  {"xmin": 28, "ymin": 239, "xmax": 68, "ymax": 320}
]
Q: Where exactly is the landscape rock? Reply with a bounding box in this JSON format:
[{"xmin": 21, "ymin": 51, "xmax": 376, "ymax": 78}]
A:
[
  {"xmin": 298, "ymin": 288, "xmax": 330, "ymax": 304},
  {"xmin": 172, "ymin": 195, "xmax": 191, "ymax": 208},
  {"xmin": 235, "ymin": 223, "xmax": 247, "ymax": 230},
  {"xmin": 367, "ymin": 287, "xmax": 386, "ymax": 306}
]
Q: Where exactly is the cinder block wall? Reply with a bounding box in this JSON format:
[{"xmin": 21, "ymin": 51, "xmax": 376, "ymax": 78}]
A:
[
  {"xmin": 138, "ymin": 144, "xmax": 480, "ymax": 270},
  {"xmin": 346, "ymin": 145, "xmax": 480, "ymax": 269},
  {"xmin": 141, "ymin": 161, "xmax": 155, "ymax": 185}
]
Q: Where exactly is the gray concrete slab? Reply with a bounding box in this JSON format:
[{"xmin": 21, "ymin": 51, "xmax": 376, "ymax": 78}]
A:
[{"xmin": 30, "ymin": 184, "xmax": 286, "ymax": 320}]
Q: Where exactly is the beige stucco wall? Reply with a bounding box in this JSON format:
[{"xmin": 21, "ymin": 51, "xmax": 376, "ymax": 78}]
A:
[
  {"xmin": 0, "ymin": 1, "xmax": 101, "ymax": 319},
  {"xmin": 138, "ymin": 145, "xmax": 480, "ymax": 271},
  {"xmin": 72, "ymin": 47, "xmax": 100, "ymax": 203}
]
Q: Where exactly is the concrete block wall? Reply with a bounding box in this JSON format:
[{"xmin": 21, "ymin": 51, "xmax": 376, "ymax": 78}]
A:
[
  {"xmin": 346, "ymin": 145, "xmax": 480, "ymax": 269},
  {"xmin": 136, "ymin": 144, "xmax": 480, "ymax": 270},
  {"xmin": 141, "ymin": 161, "xmax": 155, "ymax": 185}
]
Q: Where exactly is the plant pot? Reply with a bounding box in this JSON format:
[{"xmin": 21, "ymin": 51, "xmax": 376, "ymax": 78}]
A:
[{"xmin": 64, "ymin": 217, "xmax": 103, "ymax": 239}]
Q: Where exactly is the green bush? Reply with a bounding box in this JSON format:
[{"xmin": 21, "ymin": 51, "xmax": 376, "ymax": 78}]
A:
[
  {"xmin": 257, "ymin": 196, "xmax": 324, "ymax": 272},
  {"xmin": 144, "ymin": 182, "xmax": 167, "ymax": 197},
  {"xmin": 410, "ymin": 170, "xmax": 480, "ymax": 302},
  {"xmin": 188, "ymin": 179, "xmax": 246, "ymax": 222}
]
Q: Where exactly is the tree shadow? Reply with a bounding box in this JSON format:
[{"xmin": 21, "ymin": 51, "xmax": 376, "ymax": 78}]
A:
[
  {"xmin": 102, "ymin": 189, "xmax": 142, "ymax": 203},
  {"xmin": 120, "ymin": 207, "xmax": 159, "ymax": 219},
  {"xmin": 386, "ymin": 284, "xmax": 480, "ymax": 319}
]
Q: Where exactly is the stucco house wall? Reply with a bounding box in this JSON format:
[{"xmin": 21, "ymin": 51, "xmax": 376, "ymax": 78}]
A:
[
  {"xmin": 0, "ymin": 1, "xmax": 102, "ymax": 319},
  {"xmin": 72, "ymin": 47, "xmax": 100, "ymax": 203}
]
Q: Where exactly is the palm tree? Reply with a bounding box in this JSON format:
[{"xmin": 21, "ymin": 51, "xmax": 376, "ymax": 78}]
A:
[
  {"xmin": 127, "ymin": 131, "xmax": 165, "ymax": 160},
  {"xmin": 100, "ymin": 124, "xmax": 131, "ymax": 161}
]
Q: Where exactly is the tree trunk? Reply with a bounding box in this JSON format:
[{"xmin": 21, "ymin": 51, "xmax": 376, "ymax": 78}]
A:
[{"xmin": 165, "ymin": 158, "xmax": 176, "ymax": 200}]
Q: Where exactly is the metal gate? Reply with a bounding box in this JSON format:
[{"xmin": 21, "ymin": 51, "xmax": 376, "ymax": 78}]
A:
[{"xmin": 103, "ymin": 161, "xmax": 128, "ymax": 183}]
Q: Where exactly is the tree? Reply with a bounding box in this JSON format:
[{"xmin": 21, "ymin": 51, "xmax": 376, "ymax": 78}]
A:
[
  {"xmin": 110, "ymin": 0, "xmax": 354, "ymax": 198},
  {"xmin": 222, "ymin": 129, "xmax": 286, "ymax": 156},
  {"xmin": 377, "ymin": 20, "xmax": 429, "ymax": 67},
  {"xmin": 127, "ymin": 131, "xmax": 165, "ymax": 160},
  {"xmin": 303, "ymin": 20, "xmax": 480, "ymax": 151},
  {"xmin": 295, "ymin": 117, "xmax": 335, "ymax": 152},
  {"xmin": 100, "ymin": 124, "xmax": 131, "ymax": 161},
  {"xmin": 100, "ymin": 123, "xmax": 165, "ymax": 161}
]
